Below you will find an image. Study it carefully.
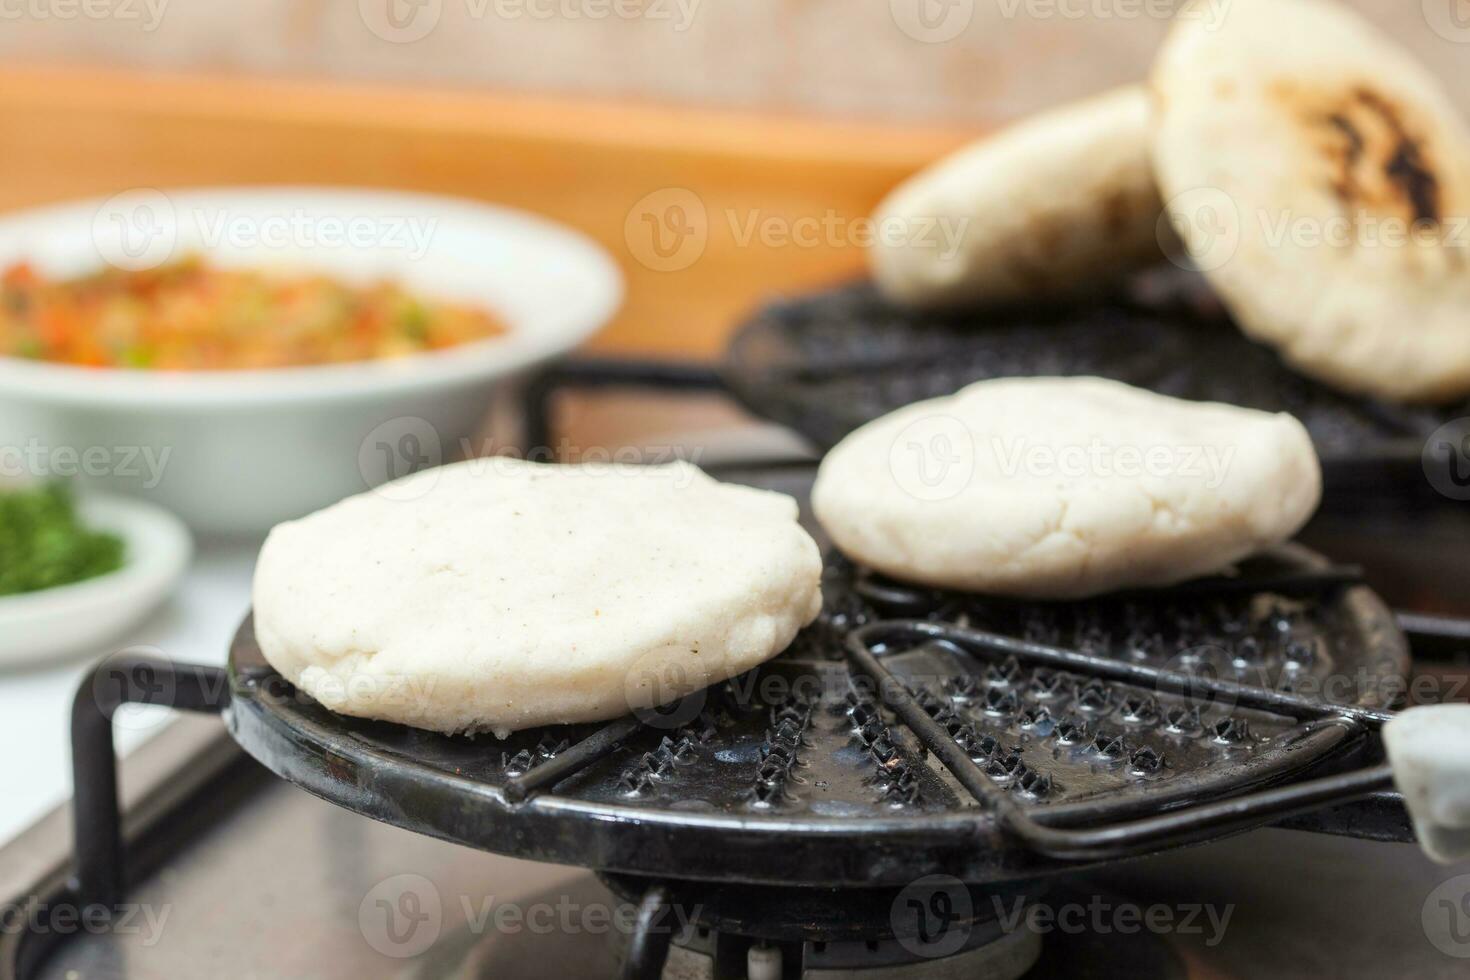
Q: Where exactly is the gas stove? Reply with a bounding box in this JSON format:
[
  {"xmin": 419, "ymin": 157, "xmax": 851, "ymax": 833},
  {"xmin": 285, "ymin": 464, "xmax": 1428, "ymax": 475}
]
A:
[
  {"xmin": 3, "ymin": 363, "xmax": 1470, "ymax": 979},
  {"xmin": 10, "ymin": 740, "xmax": 1465, "ymax": 979}
]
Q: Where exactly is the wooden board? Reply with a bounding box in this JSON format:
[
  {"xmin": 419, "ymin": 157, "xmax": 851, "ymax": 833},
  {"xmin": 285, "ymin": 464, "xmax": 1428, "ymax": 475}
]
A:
[{"xmin": 0, "ymin": 66, "xmax": 975, "ymax": 357}]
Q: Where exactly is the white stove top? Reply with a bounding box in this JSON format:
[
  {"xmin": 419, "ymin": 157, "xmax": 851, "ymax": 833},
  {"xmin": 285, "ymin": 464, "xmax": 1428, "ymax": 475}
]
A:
[{"xmin": 0, "ymin": 539, "xmax": 258, "ymax": 844}]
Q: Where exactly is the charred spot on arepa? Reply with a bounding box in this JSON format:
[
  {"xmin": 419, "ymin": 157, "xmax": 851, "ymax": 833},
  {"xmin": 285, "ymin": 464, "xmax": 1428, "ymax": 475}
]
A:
[{"xmin": 1273, "ymin": 80, "xmax": 1446, "ymax": 227}]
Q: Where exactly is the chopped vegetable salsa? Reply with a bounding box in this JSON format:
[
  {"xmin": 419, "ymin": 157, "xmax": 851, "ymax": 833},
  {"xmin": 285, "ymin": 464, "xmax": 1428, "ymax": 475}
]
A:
[{"xmin": 0, "ymin": 257, "xmax": 507, "ymax": 370}]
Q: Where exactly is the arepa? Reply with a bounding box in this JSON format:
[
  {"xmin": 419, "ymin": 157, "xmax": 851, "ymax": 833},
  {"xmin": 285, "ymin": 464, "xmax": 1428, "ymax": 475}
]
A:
[
  {"xmin": 811, "ymin": 377, "xmax": 1321, "ymax": 600},
  {"xmin": 252, "ymin": 459, "xmax": 823, "ymax": 736},
  {"xmin": 1152, "ymin": 0, "xmax": 1470, "ymax": 402},
  {"xmin": 870, "ymin": 86, "xmax": 1163, "ymax": 310}
]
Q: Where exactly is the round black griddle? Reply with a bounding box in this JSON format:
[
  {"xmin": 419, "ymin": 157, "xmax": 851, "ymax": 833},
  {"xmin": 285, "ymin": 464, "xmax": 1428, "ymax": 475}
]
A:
[
  {"xmin": 216, "ymin": 464, "xmax": 1409, "ymax": 890},
  {"xmin": 721, "ymin": 269, "xmax": 1468, "ymax": 472}
]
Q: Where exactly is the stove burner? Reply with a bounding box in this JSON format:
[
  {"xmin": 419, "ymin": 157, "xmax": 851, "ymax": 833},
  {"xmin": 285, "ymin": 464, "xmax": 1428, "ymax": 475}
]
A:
[{"xmin": 600, "ymin": 874, "xmax": 1046, "ymax": 980}]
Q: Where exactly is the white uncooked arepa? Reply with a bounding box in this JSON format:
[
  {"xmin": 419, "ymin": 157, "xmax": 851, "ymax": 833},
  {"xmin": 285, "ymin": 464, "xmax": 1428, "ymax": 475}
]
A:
[
  {"xmin": 812, "ymin": 377, "xmax": 1321, "ymax": 599},
  {"xmin": 1152, "ymin": 0, "xmax": 1470, "ymax": 403},
  {"xmin": 869, "ymin": 85, "xmax": 1163, "ymax": 310},
  {"xmin": 252, "ymin": 458, "xmax": 823, "ymax": 736}
]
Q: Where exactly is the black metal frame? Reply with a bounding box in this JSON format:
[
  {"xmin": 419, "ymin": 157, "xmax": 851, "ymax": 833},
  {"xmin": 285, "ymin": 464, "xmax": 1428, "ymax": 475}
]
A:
[
  {"xmin": 845, "ymin": 620, "xmax": 1399, "ymax": 862},
  {"xmin": 69, "ymin": 655, "xmax": 231, "ymax": 910}
]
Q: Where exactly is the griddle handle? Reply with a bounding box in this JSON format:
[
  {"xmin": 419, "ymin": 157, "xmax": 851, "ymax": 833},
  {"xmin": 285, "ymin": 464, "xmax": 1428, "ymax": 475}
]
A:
[
  {"xmin": 621, "ymin": 884, "xmax": 675, "ymax": 980},
  {"xmin": 70, "ymin": 655, "xmax": 230, "ymax": 911}
]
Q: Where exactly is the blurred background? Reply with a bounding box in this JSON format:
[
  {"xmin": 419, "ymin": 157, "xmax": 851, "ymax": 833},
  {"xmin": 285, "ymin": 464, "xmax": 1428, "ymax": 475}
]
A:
[
  {"xmin": 0, "ymin": 0, "xmax": 1462, "ymax": 356},
  {"xmin": 1, "ymin": 1, "xmax": 1463, "ymax": 122}
]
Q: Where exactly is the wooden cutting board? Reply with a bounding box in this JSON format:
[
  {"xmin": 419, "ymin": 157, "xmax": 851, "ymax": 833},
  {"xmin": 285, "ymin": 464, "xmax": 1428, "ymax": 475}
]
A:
[{"xmin": 0, "ymin": 66, "xmax": 975, "ymax": 357}]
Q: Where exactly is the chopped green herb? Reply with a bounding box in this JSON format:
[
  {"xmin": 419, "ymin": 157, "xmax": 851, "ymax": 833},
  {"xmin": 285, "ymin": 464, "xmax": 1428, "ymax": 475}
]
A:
[
  {"xmin": 0, "ymin": 484, "xmax": 125, "ymax": 596},
  {"xmin": 397, "ymin": 301, "xmax": 430, "ymax": 343}
]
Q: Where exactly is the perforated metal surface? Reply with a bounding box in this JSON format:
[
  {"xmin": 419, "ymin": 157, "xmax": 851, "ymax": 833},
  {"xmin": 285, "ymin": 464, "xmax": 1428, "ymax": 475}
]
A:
[
  {"xmin": 222, "ymin": 465, "xmax": 1407, "ymax": 887},
  {"xmin": 723, "ymin": 273, "xmax": 1465, "ymax": 458}
]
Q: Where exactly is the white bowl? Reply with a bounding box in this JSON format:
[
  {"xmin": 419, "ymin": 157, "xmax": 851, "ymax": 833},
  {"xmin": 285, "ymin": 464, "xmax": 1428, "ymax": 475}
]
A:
[
  {"xmin": 0, "ymin": 188, "xmax": 623, "ymax": 534},
  {"xmin": 0, "ymin": 493, "xmax": 192, "ymax": 668}
]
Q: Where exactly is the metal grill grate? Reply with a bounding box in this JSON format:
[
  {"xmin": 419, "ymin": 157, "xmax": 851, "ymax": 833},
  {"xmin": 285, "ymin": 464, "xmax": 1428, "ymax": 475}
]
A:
[{"xmin": 721, "ymin": 274, "xmax": 1464, "ymax": 463}]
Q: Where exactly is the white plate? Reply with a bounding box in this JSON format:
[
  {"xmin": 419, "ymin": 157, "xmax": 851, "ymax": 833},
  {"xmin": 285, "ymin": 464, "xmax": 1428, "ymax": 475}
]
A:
[{"xmin": 0, "ymin": 493, "xmax": 192, "ymax": 667}]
